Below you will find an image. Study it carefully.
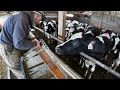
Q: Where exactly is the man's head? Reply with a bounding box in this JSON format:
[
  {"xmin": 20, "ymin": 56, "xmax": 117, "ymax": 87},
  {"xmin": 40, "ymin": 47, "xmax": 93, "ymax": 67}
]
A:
[{"xmin": 33, "ymin": 11, "xmax": 44, "ymax": 25}]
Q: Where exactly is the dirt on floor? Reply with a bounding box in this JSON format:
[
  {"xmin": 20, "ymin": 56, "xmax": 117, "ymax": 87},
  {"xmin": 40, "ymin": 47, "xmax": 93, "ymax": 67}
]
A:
[{"xmin": 0, "ymin": 56, "xmax": 7, "ymax": 79}]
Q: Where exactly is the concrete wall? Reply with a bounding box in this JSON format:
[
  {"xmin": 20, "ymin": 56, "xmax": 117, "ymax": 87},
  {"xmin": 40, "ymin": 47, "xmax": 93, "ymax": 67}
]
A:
[{"xmin": 90, "ymin": 11, "xmax": 120, "ymax": 34}]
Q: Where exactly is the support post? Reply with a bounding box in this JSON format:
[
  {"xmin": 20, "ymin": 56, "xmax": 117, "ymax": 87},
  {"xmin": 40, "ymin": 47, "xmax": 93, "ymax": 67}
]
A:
[{"xmin": 58, "ymin": 11, "xmax": 67, "ymax": 42}]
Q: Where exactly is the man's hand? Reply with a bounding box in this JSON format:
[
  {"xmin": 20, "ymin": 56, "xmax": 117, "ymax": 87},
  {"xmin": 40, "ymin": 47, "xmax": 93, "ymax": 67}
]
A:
[
  {"xmin": 31, "ymin": 37, "xmax": 37, "ymax": 42},
  {"xmin": 36, "ymin": 41, "xmax": 41, "ymax": 49}
]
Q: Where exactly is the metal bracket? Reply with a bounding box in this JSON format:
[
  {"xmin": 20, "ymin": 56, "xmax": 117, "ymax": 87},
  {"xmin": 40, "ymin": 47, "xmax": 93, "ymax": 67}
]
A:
[{"xmin": 21, "ymin": 48, "xmax": 44, "ymax": 62}]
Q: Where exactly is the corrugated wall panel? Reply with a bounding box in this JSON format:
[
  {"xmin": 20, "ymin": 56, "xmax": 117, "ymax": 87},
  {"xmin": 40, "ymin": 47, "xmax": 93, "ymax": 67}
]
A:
[{"xmin": 90, "ymin": 11, "xmax": 120, "ymax": 34}]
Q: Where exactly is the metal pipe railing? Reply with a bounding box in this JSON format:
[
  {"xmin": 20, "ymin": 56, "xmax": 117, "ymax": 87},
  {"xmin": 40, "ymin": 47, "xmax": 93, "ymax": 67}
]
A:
[
  {"xmin": 34, "ymin": 26, "xmax": 64, "ymax": 43},
  {"xmin": 80, "ymin": 52, "xmax": 120, "ymax": 78},
  {"xmin": 34, "ymin": 26, "xmax": 120, "ymax": 78}
]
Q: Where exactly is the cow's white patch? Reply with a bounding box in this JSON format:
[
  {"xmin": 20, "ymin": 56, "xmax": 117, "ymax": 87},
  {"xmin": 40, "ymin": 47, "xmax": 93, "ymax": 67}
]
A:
[
  {"xmin": 65, "ymin": 28, "xmax": 69, "ymax": 31},
  {"xmin": 69, "ymin": 28, "xmax": 74, "ymax": 33},
  {"xmin": 48, "ymin": 22, "xmax": 54, "ymax": 27},
  {"xmin": 31, "ymin": 29, "xmax": 35, "ymax": 31},
  {"xmin": 114, "ymin": 49, "xmax": 118, "ymax": 54},
  {"xmin": 88, "ymin": 43, "xmax": 93, "ymax": 50},
  {"xmin": 112, "ymin": 37, "xmax": 120, "ymax": 50},
  {"xmin": 111, "ymin": 32, "xmax": 116, "ymax": 38},
  {"xmin": 72, "ymin": 20, "xmax": 79, "ymax": 25},
  {"xmin": 85, "ymin": 31, "xmax": 94, "ymax": 36},
  {"xmin": 96, "ymin": 36, "xmax": 104, "ymax": 44},
  {"xmin": 77, "ymin": 26, "xmax": 84, "ymax": 30},
  {"xmin": 70, "ymin": 32, "xmax": 83, "ymax": 40},
  {"xmin": 79, "ymin": 23, "xmax": 83, "ymax": 27},
  {"xmin": 52, "ymin": 20, "xmax": 56, "ymax": 24},
  {"xmin": 68, "ymin": 23, "xmax": 74, "ymax": 28},
  {"xmin": 57, "ymin": 32, "xmax": 83, "ymax": 47},
  {"xmin": 88, "ymin": 41, "xmax": 95, "ymax": 50},
  {"xmin": 101, "ymin": 29, "xmax": 106, "ymax": 33},
  {"xmin": 100, "ymin": 33, "xmax": 110, "ymax": 39}
]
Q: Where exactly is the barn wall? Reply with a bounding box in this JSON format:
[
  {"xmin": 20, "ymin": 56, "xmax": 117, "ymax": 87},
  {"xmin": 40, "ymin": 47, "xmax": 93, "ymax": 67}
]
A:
[
  {"xmin": 90, "ymin": 11, "xmax": 120, "ymax": 34},
  {"xmin": 76, "ymin": 14, "xmax": 91, "ymax": 24},
  {"xmin": 43, "ymin": 11, "xmax": 58, "ymax": 22},
  {"xmin": 0, "ymin": 13, "xmax": 10, "ymax": 28}
]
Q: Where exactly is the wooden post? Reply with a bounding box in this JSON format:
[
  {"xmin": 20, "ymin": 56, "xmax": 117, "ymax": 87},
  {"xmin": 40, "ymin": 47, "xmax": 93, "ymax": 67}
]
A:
[
  {"xmin": 58, "ymin": 11, "xmax": 67, "ymax": 42},
  {"xmin": 98, "ymin": 11, "xmax": 104, "ymax": 29}
]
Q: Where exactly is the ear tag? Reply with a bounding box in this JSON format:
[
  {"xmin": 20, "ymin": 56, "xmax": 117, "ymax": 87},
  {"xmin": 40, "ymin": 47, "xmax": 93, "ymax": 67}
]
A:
[{"xmin": 88, "ymin": 43, "xmax": 93, "ymax": 50}]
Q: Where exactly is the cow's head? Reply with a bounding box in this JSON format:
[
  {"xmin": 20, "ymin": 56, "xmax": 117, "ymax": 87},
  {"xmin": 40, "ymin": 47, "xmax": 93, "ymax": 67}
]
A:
[
  {"xmin": 101, "ymin": 29, "xmax": 116, "ymax": 37},
  {"xmin": 77, "ymin": 26, "xmax": 85, "ymax": 33},
  {"xmin": 55, "ymin": 32, "xmax": 84, "ymax": 55}
]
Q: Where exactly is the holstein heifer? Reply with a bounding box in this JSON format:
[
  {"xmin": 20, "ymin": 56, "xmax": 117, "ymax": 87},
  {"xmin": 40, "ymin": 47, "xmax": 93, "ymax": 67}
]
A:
[
  {"xmin": 39, "ymin": 20, "xmax": 57, "ymax": 39},
  {"xmin": 102, "ymin": 30, "xmax": 120, "ymax": 63},
  {"xmin": 106, "ymin": 41, "xmax": 120, "ymax": 74},
  {"xmin": 46, "ymin": 21, "xmax": 57, "ymax": 39},
  {"xmin": 55, "ymin": 31, "xmax": 113, "ymax": 79},
  {"xmin": 111, "ymin": 41, "xmax": 120, "ymax": 71},
  {"xmin": 65, "ymin": 25, "xmax": 85, "ymax": 41},
  {"xmin": 65, "ymin": 20, "xmax": 80, "ymax": 41}
]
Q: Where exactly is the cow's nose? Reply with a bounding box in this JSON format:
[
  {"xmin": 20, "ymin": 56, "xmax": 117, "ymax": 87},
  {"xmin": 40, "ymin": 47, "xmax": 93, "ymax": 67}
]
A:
[{"xmin": 55, "ymin": 47, "xmax": 61, "ymax": 54}]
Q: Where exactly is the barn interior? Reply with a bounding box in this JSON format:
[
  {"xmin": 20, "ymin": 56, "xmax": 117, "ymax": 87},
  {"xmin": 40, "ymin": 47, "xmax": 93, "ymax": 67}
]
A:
[{"xmin": 0, "ymin": 11, "xmax": 120, "ymax": 79}]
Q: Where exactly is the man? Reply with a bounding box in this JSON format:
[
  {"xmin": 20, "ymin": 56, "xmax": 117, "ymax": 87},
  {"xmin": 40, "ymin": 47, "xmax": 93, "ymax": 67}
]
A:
[{"xmin": 0, "ymin": 11, "xmax": 43, "ymax": 79}]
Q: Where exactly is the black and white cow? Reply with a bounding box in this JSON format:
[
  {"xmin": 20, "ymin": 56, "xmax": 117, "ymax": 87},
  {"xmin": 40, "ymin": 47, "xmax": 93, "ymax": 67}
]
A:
[
  {"xmin": 102, "ymin": 29, "xmax": 120, "ymax": 61},
  {"xmin": 56, "ymin": 32, "xmax": 85, "ymax": 55},
  {"xmin": 111, "ymin": 41, "xmax": 120, "ymax": 71},
  {"xmin": 65, "ymin": 20, "xmax": 95, "ymax": 41},
  {"xmin": 65, "ymin": 22, "xmax": 75, "ymax": 40},
  {"xmin": 39, "ymin": 20, "xmax": 58, "ymax": 39},
  {"xmin": 55, "ymin": 31, "xmax": 114, "ymax": 79},
  {"xmin": 103, "ymin": 29, "xmax": 120, "ymax": 50},
  {"xmin": 105, "ymin": 40, "xmax": 120, "ymax": 75},
  {"xmin": 65, "ymin": 20, "xmax": 86, "ymax": 41}
]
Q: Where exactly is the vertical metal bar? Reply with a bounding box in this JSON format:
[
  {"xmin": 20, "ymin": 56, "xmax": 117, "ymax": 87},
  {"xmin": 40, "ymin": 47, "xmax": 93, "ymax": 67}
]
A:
[{"xmin": 7, "ymin": 67, "xmax": 11, "ymax": 79}]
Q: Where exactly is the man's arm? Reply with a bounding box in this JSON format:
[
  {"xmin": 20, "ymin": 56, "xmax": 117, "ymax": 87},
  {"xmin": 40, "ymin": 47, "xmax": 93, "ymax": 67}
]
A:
[{"xmin": 13, "ymin": 16, "xmax": 37, "ymax": 51}]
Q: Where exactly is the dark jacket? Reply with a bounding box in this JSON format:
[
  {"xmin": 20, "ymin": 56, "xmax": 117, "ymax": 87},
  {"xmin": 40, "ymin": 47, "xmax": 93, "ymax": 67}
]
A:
[{"xmin": 0, "ymin": 11, "xmax": 36, "ymax": 51}]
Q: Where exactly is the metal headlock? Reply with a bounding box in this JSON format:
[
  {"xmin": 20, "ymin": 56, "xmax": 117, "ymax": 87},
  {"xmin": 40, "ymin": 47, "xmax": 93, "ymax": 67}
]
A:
[{"xmin": 34, "ymin": 26, "xmax": 120, "ymax": 79}]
